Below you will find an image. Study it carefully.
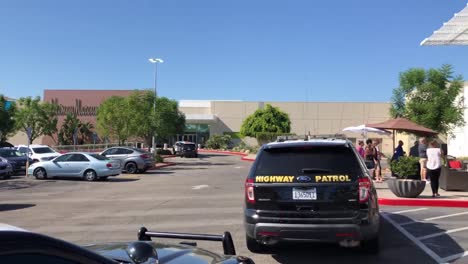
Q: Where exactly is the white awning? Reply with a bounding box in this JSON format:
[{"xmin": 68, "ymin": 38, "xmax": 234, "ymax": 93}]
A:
[
  {"xmin": 421, "ymin": 4, "xmax": 468, "ymax": 46},
  {"xmin": 185, "ymin": 114, "xmax": 218, "ymax": 123}
]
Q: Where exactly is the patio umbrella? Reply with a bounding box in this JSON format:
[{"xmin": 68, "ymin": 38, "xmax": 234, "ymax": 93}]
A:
[
  {"xmin": 342, "ymin": 125, "xmax": 391, "ymax": 139},
  {"xmin": 366, "ymin": 117, "xmax": 438, "ymax": 149}
]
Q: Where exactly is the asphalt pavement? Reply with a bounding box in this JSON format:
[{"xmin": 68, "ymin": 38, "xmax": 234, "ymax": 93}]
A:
[{"xmin": 0, "ymin": 153, "xmax": 467, "ymax": 263}]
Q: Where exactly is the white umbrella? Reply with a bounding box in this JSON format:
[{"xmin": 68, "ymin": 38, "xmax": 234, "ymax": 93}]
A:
[{"xmin": 342, "ymin": 124, "xmax": 391, "ymax": 139}]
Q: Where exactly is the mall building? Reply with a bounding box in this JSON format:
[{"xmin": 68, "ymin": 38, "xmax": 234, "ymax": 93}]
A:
[{"xmin": 9, "ymin": 89, "xmax": 400, "ymax": 155}]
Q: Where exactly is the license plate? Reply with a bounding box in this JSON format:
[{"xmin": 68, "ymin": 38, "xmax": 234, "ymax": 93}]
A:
[{"xmin": 292, "ymin": 188, "xmax": 317, "ymax": 200}]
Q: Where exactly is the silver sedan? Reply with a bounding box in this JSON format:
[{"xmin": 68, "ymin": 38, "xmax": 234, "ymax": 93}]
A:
[{"xmin": 28, "ymin": 152, "xmax": 121, "ymax": 181}]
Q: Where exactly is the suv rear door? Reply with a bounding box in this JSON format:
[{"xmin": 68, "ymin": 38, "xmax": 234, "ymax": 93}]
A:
[{"xmin": 249, "ymin": 144, "xmax": 362, "ymax": 217}]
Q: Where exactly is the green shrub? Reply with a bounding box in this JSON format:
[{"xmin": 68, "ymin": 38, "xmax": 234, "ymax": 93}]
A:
[
  {"xmin": 390, "ymin": 156, "xmax": 420, "ymax": 179},
  {"xmin": 154, "ymin": 154, "xmax": 164, "ymax": 163},
  {"xmin": 156, "ymin": 149, "xmax": 173, "ymax": 155},
  {"xmin": 206, "ymin": 135, "xmax": 231, "ymax": 149}
]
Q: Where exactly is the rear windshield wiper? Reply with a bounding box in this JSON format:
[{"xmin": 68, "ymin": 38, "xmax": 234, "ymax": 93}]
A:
[{"xmin": 301, "ymin": 168, "xmax": 331, "ymax": 174}]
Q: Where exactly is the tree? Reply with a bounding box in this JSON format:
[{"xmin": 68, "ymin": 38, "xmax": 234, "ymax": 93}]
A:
[
  {"xmin": 240, "ymin": 104, "xmax": 291, "ymax": 143},
  {"xmin": 127, "ymin": 90, "xmax": 185, "ymax": 148},
  {"xmin": 14, "ymin": 96, "xmax": 59, "ymax": 144},
  {"xmin": 78, "ymin": 121, "xmax": 95, "ymax": 144},
  {"xmin": 96, "ymin": 96, "xmax": 130, "ymax": 145},
  {"xmin": 390, "ymin": 65, "xmax": 465, "ymax": 135},
  {"xmin": 0, "ymin": 95, "xmax": 16, "ymax": 142}
]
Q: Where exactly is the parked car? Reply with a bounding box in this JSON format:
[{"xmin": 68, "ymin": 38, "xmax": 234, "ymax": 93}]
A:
[
  {"xmin": 0, "ymin": 224, "xmax": 255, "ymax": 264},
  {"xmin": 28, "ymin": 152, "xmax": 121, "ymax": 181},
  {"xmin": 244, "ymin": 135, "xmax": 380, "ymax": 253},
  {"xmin": 180, "ymin": 142, "xmax": 198, "ymax": 158},
  {"xmin": 100, "ymin": 147, "xmax": 154, "ymax": 174},
  {"xmin": 0, "ymin": 148, "xmax": 32, "ymax": 175},
  {"xmin": 0, "ymin": 157, "xmax": 13, "ymax": 180},
  {"xmin": 15, "ymin": 144, "xmax": 60, "ymax": 163},
  {"xmin": 172, "ymin": 141, "xmax": 185, "ymax": 155}
]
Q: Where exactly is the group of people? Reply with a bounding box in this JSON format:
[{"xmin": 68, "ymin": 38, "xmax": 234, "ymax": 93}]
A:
[
  {"xmin": 356, "ymin": 139, "xmax": 384, "ymax": 182},
  {"xmin": 410, "ymin": 137, "xmax": 443, "ymax": 198},
  {"xmin": 357, "ymin": 137, "xmax": 443, "ymax": 198}
]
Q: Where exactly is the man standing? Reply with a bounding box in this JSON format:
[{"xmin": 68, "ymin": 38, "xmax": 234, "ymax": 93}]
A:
[
  {"xmin": 409, "ymin": 141, "xmax": 419, "ymax": 157},
  {"xmin": 373, "ymin": 139, "xmax": 385, "ymax": 182},
  {"xmin": 418, "ymin": 137, "xmax": 428, "ymax": 181}
]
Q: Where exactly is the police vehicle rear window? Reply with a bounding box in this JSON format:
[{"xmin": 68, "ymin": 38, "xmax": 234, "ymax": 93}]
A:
[
  {"xmin": 183, "ymin": 144, "xmax": 196, "ymax": 150},
  {"xmin": 253, "ymin": 146, "xmax": 361, "ymax": 179}
]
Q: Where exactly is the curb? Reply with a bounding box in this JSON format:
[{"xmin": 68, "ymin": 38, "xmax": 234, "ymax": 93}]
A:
[
  {"xmin": 153, "ymin": 162, "xmax": 177, "ymax": 169},
  {"xmin": 378, "ymin": 198, "xmax": 468, "ymax": 208},
  {"xmin": 198, "ymin": 149, "xmax": 248, "ymax": 156},
  {"xmin": 241, "ymin": 156, "xmax": 255, "ymax": 162}
]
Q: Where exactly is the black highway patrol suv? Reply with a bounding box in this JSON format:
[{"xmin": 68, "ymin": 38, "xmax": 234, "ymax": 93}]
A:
[{"xmin": 244, "ymin": 134, "xmax": 380, "ymax": 253}]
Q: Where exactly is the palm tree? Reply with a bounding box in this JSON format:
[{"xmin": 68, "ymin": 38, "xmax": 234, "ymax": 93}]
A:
[{"xmin": 78, "ymin": 121, "xmax": 95, "ymax": 144}]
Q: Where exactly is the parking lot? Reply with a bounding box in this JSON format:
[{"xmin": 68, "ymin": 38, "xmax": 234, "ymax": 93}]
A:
[{"xmin": 0, "ymin": 153, "xmax": 467, "ymax": 263}]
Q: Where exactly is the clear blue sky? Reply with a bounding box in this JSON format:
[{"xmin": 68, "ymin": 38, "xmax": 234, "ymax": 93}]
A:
[{"xmin": 1, "ymin": 0, "xmax": 468, "ymax": 102}]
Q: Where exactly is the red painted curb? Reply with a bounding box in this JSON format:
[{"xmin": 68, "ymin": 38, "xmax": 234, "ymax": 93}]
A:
[
  {"xmin": 378, "ymin": 198, "xmax": 468, "ymax": 208},
  {"xmin": 153, "ymin": 162, "xmax": 177, "ymax": 169},
  {"xmin": 198, "ymin": 149, "xmax": 248, "ymax": 156},
  {"xmin": 241, "ymin": 156, "xmax": 255, "ymax": 162}
]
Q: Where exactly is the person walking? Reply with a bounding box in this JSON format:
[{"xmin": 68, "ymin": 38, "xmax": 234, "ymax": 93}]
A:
[
  {"xmin": 418, "ymin": 138, "xmax": 428, "ymax": 181},
  {"xmin": 357, "ymin": 140, "xmax": 365, "ymax": 158},
  {"xmin": 426, "ymin": 140, "xmax": 442, "ymax": 198},
  {"xmin": 409, "ymin": 141, "xmax": 419, "ymax": 157},
  {"xmin": 392, "ymin": 140, "xmax": 405, "ymax": 161}
]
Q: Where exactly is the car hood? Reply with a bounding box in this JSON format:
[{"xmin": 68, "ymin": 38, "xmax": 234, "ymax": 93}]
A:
[
  {"xmin": 85, "ymin": 242, "xmax": 250, "ymax": 264},
  {"xmin": 2, "ymin": 156, "xmax": 28, "ymax": 162}
]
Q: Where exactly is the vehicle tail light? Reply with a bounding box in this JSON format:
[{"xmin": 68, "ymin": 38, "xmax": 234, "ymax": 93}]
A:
[
  {"xmin": 258, "ymin": 231, "xmax": 279, "ymax": 237},
  {"xmin": 106, "ymin": 163, "xmax": 112, "ymax": 168},
  {"xmin": 245, "ymin": 178, "xmax": 255, "ymax": 204},
  {"xmin": 358, "ymin": 177, "xmax": 371, "ymax": 203},
  {"xmin": 140, "ymin": 154, "xmax": 149, "ymax": 159}
]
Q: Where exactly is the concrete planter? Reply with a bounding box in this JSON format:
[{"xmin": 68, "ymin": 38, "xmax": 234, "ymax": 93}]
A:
[{"xmin": 387, "ymin": 177, "xmax": 426, "ymax": 198}]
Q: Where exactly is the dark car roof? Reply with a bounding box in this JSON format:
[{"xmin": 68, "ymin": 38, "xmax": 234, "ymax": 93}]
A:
[{"xmin": 263, "ymin": 139, "xmax": 350, "ymax": 150}]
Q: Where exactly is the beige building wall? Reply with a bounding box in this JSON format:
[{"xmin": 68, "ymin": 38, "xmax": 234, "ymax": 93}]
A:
[
  {"xmin": 8, "ymin": 132, "xmax": 43, "ymax": 146},
  {"xmin": 181, "ymin": 100, "xmax": 394, "ymax": 155}
]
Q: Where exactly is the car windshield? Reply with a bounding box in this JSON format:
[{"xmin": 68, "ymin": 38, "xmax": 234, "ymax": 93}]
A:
[
  {"xmin": 0, "ymin": 149, "xmax": 23, "ymax": 158},
  {"xmin": 32, "ymin": 147, "xmax": 55, "ymax": 154},
  {"xmin": 89, "ymin": 154, "xmax": 108, "ymax": 161}
]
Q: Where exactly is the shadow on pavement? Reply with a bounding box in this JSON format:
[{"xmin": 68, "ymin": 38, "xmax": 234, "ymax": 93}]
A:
[
  {"xmin": 198, "ymin": 153, "xmax": 230, "ymax": 157},
  {"xmin": 264, "ymin": 216, "xmax": 439, "ymax": 264},
  {"xmin": 0, "ymin": 203, "xmax": 36, "ymax": 212},
  {"xmin": 105, "ymin": 178, "xmax": 140, "ymax": 182},
  {"xmin": 0, "ymin": 180, "xmax": 50, "ymax": 190}
]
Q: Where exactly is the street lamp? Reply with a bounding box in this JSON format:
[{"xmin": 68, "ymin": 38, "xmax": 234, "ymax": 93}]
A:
[{"xmin": 148, "ymin": 58, "xmax": 164, "ymax": 153}]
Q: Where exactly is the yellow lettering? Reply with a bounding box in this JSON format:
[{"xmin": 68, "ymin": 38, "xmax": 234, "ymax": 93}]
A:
[
  {"xmin": 339, "ymin": 175, "xmax": 346, "ymax": 181},
  {"xmin": 315, "ymin": 176, "xmax": 322, "ymax": 182},
  {"xmin": 333, "ymin": 176, "xmax": 339, "ymax": 182},
  {"xmin": 288, "ymin": 176, "xmax": 294, "ymax": 182}
]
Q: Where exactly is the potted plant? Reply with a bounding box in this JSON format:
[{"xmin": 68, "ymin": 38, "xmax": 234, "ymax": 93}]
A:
[{"xmin": 388, "ymin": 156, "xmax": 426, "ymax": 198}]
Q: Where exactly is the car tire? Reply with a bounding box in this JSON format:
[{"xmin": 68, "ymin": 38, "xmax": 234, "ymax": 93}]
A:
[
  {"xmin": 246, "ymin": 235, "xmax": 267, "ymax": 254},
  {"xmin": 360, "ymin": 236, "xmax": 379, "ymax": 254},
  {"xmin": 83, "ymin": 170, "xmax": 97, "ymax": 181},
  {"xmin": 125, "ymin": 162, "xmax": 138, "ymax": 174},
  {"xmin": 34, "ymin": 168, "xmax": 47, "ymax": 180}
]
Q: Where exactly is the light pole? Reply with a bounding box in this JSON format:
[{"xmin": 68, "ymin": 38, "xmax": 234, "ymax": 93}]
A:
[{"xmin": 148, "ymin": 58, "xmax": 163, "ymax": 153}]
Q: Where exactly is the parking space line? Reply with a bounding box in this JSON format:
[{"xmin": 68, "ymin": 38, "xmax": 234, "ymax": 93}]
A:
[
  {"xmin": 381, "ymin": 213, "xmax": 444, "ymax": 263},
  {"xmin": 441, "ymin": 251, "xmax": 468, "ymax": 263},
  {"xmin": 424, "ymin": 211, "xmax": 468, "ymax": 221},
  {"xmin": 417, "ymin": 226, "xmax": 468, "ymax": 241},
  {"xmin": 399, "ymin": 211, "xmax": 468, "ymax": 226},
  {"xmin": 392, "ymin": 208, "xmax": 428, "ymax": 214}
]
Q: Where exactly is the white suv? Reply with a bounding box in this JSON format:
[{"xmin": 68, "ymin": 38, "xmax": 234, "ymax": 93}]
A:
[{"xmin": 15, "ymin": 145, "xmax": 60, "ymax": 163}]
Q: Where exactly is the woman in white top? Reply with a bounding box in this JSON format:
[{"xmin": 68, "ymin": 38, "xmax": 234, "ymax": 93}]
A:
[{"xmin": 426, "ymin": 140, "xmax": 442, "ymax": 198}]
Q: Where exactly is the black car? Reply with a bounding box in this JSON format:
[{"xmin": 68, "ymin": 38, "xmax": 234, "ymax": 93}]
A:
[
  {"xmin": 179, "ymin": 142, "xmax": 198, "ymax": 158},
  {"xmin": 0, "ymin": 148, "xmax": 31, "ymax": 175},
  {"xmin": 0, "ymin": 225, "xmax": 255, "ymax": 264},
  {"xmin": 244, "ymin": 135, "xmax": 380, "ymax": 253}
]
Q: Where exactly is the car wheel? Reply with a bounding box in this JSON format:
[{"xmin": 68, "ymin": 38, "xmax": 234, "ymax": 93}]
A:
[
  {"xmin": 246, "ymin": 235, "xmax": 267, "ymax": 254},
  {"xmin": 125, "ymin": 162, "xmax": 138, "ymax": 174},
  {"xmin": 34, "ymin": 168, "xmax": 47, "ymax": 180},
  {"xmin": 84, "ymin": 170, "xmax": 97, "ymax": 181},
  {"xmin": 360, "ymin": 236, "xmax": 379, "ymax": 254}
]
